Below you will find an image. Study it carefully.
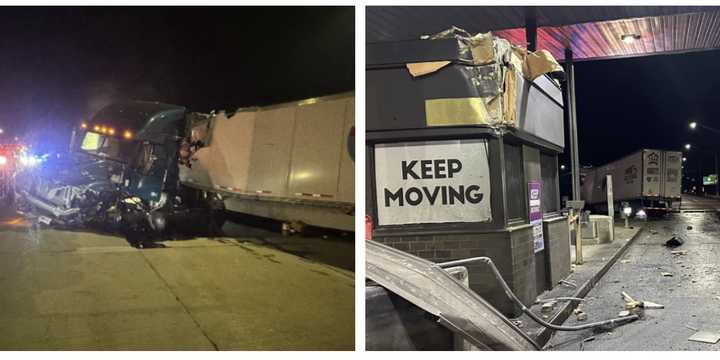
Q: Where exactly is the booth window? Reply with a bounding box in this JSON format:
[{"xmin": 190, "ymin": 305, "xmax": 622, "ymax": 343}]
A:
[
  {"xmin": 504, "ymin": 142, "xmax": 526, "ymax": 222},
  {"xmin": 540, "ymin": 153, "xmax": 560, "ymax": 214}
]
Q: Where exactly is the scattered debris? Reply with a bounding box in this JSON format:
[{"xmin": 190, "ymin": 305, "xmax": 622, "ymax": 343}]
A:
[
  {"xmin": 576, "ymin": 311, "xmax": 588, "ymax": 321},
  {"xmin": 688, "ymin": 331, "xmax": 720, "ymax": 344},
  {"xmin": 559, "ymin": 279, "xmax": 577, "ymax": 288},
  {"xmin": 622, "ymin": 292, "xmax": 642, "ymax": 310},
  {"xmin": 578, "ymin": 336, "xmax": 595, "ymax": 351},
  {"xmin": 541, "ymin": 301, "xmax": 556, "ymax": 314},
  {"xmin": 620, "ymin": 259, "xmax": 631, "ymax": 264},
  {"xmin": 687, "ymin": 225, "xmax": 693, "ymax": 230},
  {"xmin": 665, "ymin": 235, "xmax": 685, "ymax": 247},
  {"xmin": 661, "ymin": 272, "xmax": 673, "ymax": 277},
  {"xmin": 511, "ymin": 319, "xmax": 524, "ymax": 328},
  {"xmin": 685, "ymin": 324, "xmax": 699, "ymax": 332},
  {"xmin": 536, "ymin": 297, "xmax": 585, "ymax": 304},
  {"xmin": 621, "ymin": 291, "xmax": 664, "ymax": 310},
  {"xmin": 618, "ymin": 310, "xmax": 631, "ymax": 317},
  {"xmin": 650, "ymin": 230, "xmax": 659, "ymax": 235},
  {"xmin": 642, "ymin": 301, "xmax": 665, "ymax": 309},
  {"xmin": 671, "ymin": 250, "xmax": 688, "ymax": 255}
]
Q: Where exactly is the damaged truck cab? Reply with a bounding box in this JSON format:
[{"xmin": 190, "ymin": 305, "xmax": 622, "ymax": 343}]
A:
[{"xmin": 15, "ymin": 101, "xmax": 216, "ymax": 242}]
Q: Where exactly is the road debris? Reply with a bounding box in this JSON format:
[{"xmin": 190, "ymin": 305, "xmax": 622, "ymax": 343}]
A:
[
  {"xmin": 687, "ymin": 225, "xmax": 693, "ymax": 230},
  {"xmin": 688, "ymin": 331, "xmax": 720, "ymax": 344},
  {"xmin": 541, "ymin": 301, "xmax": 557, "ymax": 314},
  {"xmin": 536, "ymin": 297, "xmax": 585, "ymax": 304},
  {"xmin": 671, "ymin": 250, "xmax": 688, "ymax": 255},
  {"xmin": 661, "ymin": 272, "xmax": 673, "ymax": 277},
  {"xmin": 618, "ymin": 310, "xmax": 631, "ymax": 317},
  {"xmin": 665, "ymin": 235, "xmax": 685, "ymax": 247},
  {"xmin": 575, "ymin": 311, "xmax": 588, "ymax": 321},
  {"xmin": 642, "ymin": 301, "xmax": 665, "ymax": 309},
  {"xmin": 511, "ymin": 319, "xmax": 524, "ymax": 328},
  {"xmin": 559, "ymin": 279, "xmax": 577, "ymax": 288},
  {"xmin": 622, "ymin": 291, "xmax": 664, "ymax": 310},
  {"xmin": 622, "ymin": 292, "xmax": 642, "ymax": 310},
  {"xmin": 620, "ymin": 259, "xmax": 631, "ymax": 263},
  {"xmin": 578, "ymin": 336, "xmax": 595, "ymax": 351},
  {"xmin": 685, "ymin": 324, "xmax": 699, "ymax": 332}
]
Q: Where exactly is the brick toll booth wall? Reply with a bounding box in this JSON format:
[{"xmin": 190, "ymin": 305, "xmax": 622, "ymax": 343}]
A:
[{"xmin": 375, "ymin": 230, "xmax": 531, "ymax": 317}]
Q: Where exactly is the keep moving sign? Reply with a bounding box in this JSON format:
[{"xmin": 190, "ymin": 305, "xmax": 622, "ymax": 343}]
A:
[{"xmin": 374, "ymin": 139, "xmax": 492, "ymax": 226}]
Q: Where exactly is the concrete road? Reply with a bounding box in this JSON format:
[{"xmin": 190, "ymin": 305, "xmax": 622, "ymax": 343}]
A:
[
  {"xmin": 0, "ymin": 208, "xmax": 355, "ymax": 350},
  {"xmin": 549, "ymin": 212, "xmax": 720, "ymax": 350},
  {"xmin": 680, "ymin": 194, "xmax": 720, "ymax": 212}
]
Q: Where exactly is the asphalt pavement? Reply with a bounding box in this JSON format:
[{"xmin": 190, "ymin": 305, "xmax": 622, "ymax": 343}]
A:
[
  {"xmin": 548, "ymin": 211, "xmax": 720, "ymax": 350},
  {"xmin": 0, "ymin": 207, "xmax": 355, "ymax": 350}
]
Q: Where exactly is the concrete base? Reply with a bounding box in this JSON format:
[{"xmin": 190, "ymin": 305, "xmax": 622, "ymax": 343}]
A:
[{"xmin": 375, "ymin": 215, "xmax": 569, "ymax": 318}]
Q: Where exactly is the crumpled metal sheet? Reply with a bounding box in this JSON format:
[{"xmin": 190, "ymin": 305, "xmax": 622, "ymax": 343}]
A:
[
  {"xmin": 406, "ymin": 60, "xmax": 452, "ymax": 77},
  {"xmin": 429, "ymin": 26, "xmax": 496, "ymax": 65},
  {"xmin": 366, "ymin": 240, "xmax": 540, "ymax": 351}
]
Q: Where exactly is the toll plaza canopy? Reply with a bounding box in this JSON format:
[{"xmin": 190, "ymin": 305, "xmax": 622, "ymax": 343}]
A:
[{"xmin": 367, "ymin": 6, "xmax": 720, "ymax": 61}]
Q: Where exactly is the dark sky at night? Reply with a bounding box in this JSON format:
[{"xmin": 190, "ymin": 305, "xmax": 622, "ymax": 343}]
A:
[
  {"xmin": 559, "ymin": 49, "xmax": 720, "ymax": 187},
  {"xmin": 0, "ymin": 6, "xmax": 354, "ymax": 150}
]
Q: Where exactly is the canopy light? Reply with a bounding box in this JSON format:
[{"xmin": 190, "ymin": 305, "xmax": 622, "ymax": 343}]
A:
[
  {"xmin": 621, "ymin": 34, "xmax": 641, "ymax": 44},
  {"xmin": 682, "ymin": 157, "xmax": 687, "ymax": 162},
  {"xmin": 689, "ymin": 121, "xmax": 697, "ymax": 130},
  {"xmin": 685, "ymin": 144, "xmax": 692, "ymax": 150}
]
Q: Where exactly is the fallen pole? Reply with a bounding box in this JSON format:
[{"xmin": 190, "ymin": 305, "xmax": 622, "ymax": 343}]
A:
[{"xmin": 435, "ymin": 257, "xmax": 639, "ymax": 331}]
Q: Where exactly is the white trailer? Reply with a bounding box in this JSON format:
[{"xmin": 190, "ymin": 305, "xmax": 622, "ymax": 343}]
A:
[
  {"xmin": 179, "ymin": 92, "xmax": 355, "ymax": 231},
  {"xmin": 581, "ymin": 149, "xmax": 682, "ymax": 214}
]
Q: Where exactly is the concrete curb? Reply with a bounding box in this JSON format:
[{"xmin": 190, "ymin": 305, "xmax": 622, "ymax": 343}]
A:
[{"xmin": 536, "ymin": 226, "xmax": 645, "ymax": 348}]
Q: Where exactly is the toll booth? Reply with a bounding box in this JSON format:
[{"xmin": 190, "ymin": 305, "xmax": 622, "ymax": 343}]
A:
[{"xmin": 366, "ymin": 35, "xmax": 570, "ymax": 316}]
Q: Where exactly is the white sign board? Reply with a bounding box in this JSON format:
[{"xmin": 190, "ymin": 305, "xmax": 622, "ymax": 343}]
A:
[{"xmin": 374, "ymin": 139, "xmax": 492, "ymax": 225}]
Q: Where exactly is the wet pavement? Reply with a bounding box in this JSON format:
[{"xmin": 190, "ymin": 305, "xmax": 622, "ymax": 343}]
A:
[
  {"xmin": 548, "ymin": 212, "xmax": 720, "ymax": 350},
  {"xmin": 680, "ymin": 194, "xmax": 720, "ymax": 212},
  {"xmin": 0, "ymin": 207, "xmax": 355, "ymax": 350}
]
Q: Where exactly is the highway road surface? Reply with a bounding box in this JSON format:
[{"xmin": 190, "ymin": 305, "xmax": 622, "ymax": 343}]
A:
[
  {"xmin": 679, "ymin": 194, "xmax": 720, "ymax": 212},
  {"xmin": 0, "ymin": 207, "xmax": 354, "ymax": 350}
]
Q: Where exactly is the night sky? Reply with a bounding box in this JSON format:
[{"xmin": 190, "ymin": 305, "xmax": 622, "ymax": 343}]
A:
[
  {"xmin": 559, "ymin": 49, "xmax": 720, "ymax": 195},
  {"xmin": 0, "ymin": 6, "xmax": 354, "ymax": 151}
]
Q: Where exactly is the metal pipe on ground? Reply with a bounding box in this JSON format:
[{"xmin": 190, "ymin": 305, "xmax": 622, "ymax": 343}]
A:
[{"xmin": 435, "ymin": 257, "xmax": 639, "ymax": 331}]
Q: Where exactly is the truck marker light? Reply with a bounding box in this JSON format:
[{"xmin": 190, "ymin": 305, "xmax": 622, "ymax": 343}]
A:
[
  {"xmin": 80, "ymin": 123, "xmax": 88, "ymax": 129},
  {"xmin": 94, "ymin": 125, "xmax": 101, "ymax": 132},
  {"xmin": 108, "ymin": 128, "xmax": 115, "ymax": 135},
  {"xmin": 123, "ymin": 130, "xmax": 133, "ymax": 139}
]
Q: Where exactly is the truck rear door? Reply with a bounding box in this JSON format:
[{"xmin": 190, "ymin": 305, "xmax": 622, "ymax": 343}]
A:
[
  {"xmin": 642, "ymin": 149, "xmax": 663, "ymax": 197},
  {"xmin": 663, "ymin": 151, "xmax": 682, "ymax": 199}
]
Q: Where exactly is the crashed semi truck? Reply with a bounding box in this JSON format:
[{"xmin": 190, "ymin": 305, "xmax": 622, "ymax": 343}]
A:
[
  {"xmin": 580, "ymin": 149, "xmax": 682, "ymax": 215},
  {"xmin": 14, "ymin": 92, "xmax": 354, "ymax": 241}
]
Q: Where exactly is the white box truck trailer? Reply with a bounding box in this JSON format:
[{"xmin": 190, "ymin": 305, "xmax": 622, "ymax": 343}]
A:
[
  {"xmin": 581, "ymin": 149, "xmax": 682, "ymax": 215},
  {"xmin": 180, "ymin": 92, "xmax": 355, "ymax": 231}
]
